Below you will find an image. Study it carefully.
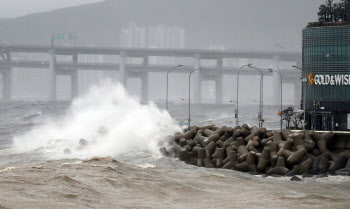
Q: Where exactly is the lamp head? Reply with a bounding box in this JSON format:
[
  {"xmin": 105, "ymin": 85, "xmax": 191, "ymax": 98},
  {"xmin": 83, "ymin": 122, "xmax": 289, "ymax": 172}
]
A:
[
  {"xmin": 177, "ymin": 64, "xmax": 184, "ymax": 67},
  {"xmin": 247, "ymin": 64, "xmax": 252, "ymax": 67}
]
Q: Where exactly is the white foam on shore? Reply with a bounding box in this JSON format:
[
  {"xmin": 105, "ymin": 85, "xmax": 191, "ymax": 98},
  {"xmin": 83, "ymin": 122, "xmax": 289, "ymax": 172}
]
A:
[
  {"xmin": 13, "ymin": 80, "xmax": 181, "ymax": 159},
  {"xmin": 0, "ymin": 167, "xmax": 15, "ymax": 172},
  {"xmin": 136, "ymin": 163, "xmax": 156, "ymax": 169}
]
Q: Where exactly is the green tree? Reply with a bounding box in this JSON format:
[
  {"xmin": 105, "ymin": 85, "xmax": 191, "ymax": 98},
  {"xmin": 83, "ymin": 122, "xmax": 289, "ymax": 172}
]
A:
[
  {"xmin": 337, "ymin": 0, "xmax": 348, "ymax": 21},
  {"xmin": 333, "ymin": 3, "xmax": 342, "ymax": 21},
  {"xmin": 282, "ymin": 106, "xmax": 304, "ymax": 130},
  {"xmin": 326, "ymin": 0, "xmax": 334, "ymax": 21},
  {"xmin": 317, "ymin": 0, "xmax": 348, "ymax": 22},
  {"xmin": 318, "ymin": 4, "xmax": 328, "ymax": 22},
  {"xmin": 282, "ymin": 106, "xmax": 294, "ymax": 129}
]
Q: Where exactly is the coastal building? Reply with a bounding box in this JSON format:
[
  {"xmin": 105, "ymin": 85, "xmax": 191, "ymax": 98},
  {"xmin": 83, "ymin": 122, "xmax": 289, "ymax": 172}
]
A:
[
  {"xmin": 148, "ymin": 25, "xmax": 184, "ymax": 65},
  {"xmin": 120, "ymin": 22, "xmax": 185, "ymax": 65},
  {"xmin": 303, "ymin": 24, "xmax": 350, "ymax": 131},
  {"xmin": 120, "ymin": 22, "xmax": 146, "ymax": 64},
  {"xmin": 120, "ymin": 22, "xmax": 146, "ymax": 48}
]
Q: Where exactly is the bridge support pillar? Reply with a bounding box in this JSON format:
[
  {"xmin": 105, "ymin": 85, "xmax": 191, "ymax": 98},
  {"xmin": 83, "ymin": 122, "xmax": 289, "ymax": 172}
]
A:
[
  {"xmin": 70, "ymin": 54, "xmax": 78, "ymax": 100},
  {"xmin": 193, "ymin": 54, "xmax": 201, "ymax": 104},
  {"xmin": 71, "ymin": 71, "xmax": 78, "ymax": 100},
  {"xmin": 141, "ymin": 72, "xmax": 149, "ymax": 104},
  {"xmin": 1, "ymin": 69, "xmax": 11, "ymax": 101},
  {"xmin": 1, "ymin": 53, "xmax": 12, "ymax": 101},
  {"xmin": 215, "ymin": 76, "xmax": 223, "ymax": 104},
  {"xmin": 143, "ymin": 56, "xmax": 149, "ymax": 65},
  {"xmin": 119, "ymin": 52, "xmax": 126, "ymax": 86},
  {"xmin": 217, "ymin": 58, "xmax": 223, "ymax": 68},
  {"xmin": 273, "ymin": 55, "xmax": 281, "ymax": 106},
  {"xmin": 48, "ymin": 49, "xmax": 57, "ymax": 101}
]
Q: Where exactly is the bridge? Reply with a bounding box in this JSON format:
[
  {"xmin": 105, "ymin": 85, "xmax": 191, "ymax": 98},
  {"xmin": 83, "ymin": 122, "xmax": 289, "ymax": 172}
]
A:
[{"xmin": 0, "ymin": 44, "xmax": 302, "ymax": 105}]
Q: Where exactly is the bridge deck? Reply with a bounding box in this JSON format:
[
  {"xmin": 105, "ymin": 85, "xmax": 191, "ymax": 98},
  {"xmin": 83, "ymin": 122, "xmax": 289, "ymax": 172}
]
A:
[{"xmin": 0, "ymin": 44, "xmax": 301, "ymax": 61}]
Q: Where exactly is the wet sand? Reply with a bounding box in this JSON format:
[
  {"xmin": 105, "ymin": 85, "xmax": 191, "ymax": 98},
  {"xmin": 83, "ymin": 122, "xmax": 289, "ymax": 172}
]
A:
[{"xmin": 0, "ymin": 158, "xmax": 349, "ymax": 209}]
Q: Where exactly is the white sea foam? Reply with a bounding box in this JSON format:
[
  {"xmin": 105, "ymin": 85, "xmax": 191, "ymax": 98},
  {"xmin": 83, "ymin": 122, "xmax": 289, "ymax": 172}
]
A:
[
  {"xmin": 136, "ymin": 163, "xmax": 156, "ymax": 169},
  {"xmin": 13, "ymin": 80, "xmax": 181, "ymax": 158},
  {"xmin": 0, "ymin": 167, "xmax": 15, "ymax": 172}
]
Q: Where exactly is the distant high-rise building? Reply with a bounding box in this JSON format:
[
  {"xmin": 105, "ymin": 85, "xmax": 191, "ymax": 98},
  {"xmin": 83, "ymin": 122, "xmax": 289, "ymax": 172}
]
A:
[
  {"xmin": 120, "ymin": 22, "xmax": 146, "ymax": 64},
  {"xmin": 148, "ymin": 25, "xmax": 184, "ymax": 49},
  {"xmin": 120, "ymin": 22, "xmax": 146, "ymax": 48},
  {"xmin": 148, "ymin": 25, "xmax": 184, "ymax": 65},
  {"xmin": 120, "ymin": 22, "xmax": 185, "ymax": 65}
]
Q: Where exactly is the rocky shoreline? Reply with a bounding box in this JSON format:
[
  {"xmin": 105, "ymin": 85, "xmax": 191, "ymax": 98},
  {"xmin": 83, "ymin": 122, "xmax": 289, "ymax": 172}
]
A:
[{"xmin": 160, "ymin": 125, "xmax": 350, "ymax": 181}]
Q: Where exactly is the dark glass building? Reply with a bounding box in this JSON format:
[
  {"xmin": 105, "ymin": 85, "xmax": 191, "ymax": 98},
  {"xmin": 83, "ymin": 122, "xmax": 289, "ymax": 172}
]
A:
[{"xmin": 303, "ymin": 25, "xmax": 350, "ymax": 131}]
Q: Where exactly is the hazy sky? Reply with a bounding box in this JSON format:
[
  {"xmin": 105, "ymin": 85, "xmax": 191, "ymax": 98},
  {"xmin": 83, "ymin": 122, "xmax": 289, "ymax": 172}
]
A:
[{"xmin": 0, "ymin": 0, "xmax": 103, "ymax": 18}]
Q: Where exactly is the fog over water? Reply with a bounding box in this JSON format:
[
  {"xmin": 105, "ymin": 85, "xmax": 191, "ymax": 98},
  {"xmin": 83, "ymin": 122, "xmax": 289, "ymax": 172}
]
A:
[{"xmin": 0, "ymin": 1, "xmax": 349, "ymax": 208}]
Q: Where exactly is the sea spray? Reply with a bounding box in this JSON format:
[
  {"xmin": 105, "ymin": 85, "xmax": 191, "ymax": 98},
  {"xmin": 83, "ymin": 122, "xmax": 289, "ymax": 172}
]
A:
[{"xmin": 13, "ymin": 80, "xmax": 181, "ymax": 158}]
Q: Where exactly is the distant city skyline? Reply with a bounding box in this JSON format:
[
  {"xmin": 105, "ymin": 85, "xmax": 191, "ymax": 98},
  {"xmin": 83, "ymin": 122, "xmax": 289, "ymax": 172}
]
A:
[{"xmin": 120, "ymin": 22, "xmax": 185, "ymax": 65}]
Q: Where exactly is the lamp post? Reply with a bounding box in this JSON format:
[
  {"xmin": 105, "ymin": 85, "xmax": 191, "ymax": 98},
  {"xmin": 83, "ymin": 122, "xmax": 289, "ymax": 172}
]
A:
[
  {"xmin": 269, "ymin": 68, "xmax": 283, "ymax": 130},
  {"xmin": 249, "ymin": 66, "xmax": 264, "ymax": 127},
  {"xmin": 235, "ymin": 64, "xmax": 252, "ymax": 126},
  {"xmin": 188, "ymin": 67, "xmax": 201, "ymax": 128},
  {"xmin": 258, "ymin": 69, "xmax": 273, "ymax": 127},
  {"xmin": 166, "ymin": 64, "xmax": 183, "ymax": 110},
  {"xmin": 292, "ymin": 65, "xmax": 306, "ymax": 130}
]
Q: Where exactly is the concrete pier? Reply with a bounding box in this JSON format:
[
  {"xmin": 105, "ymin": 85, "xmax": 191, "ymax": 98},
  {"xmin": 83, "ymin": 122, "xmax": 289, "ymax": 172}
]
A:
[
  {"xmin": 119, "ymin": 52, "xmax": 127, "ymax": 86},
  {"xmin": 141, "ymin": 72, "xmax": 149, "ymax": 103},
  {"xmin": 215, "ymin": 76, "xmax": 223, "ymax": 104},
  {"xmin": 1, "ymin": 52, "xmax": 12, "ymax": 101},
  {"xmin": 48, "ymin": 49, "xmax": 57, "ymax": 101},
  {"xmin": 0, "ymin": 68, "xmax": 11, "ymax": 101},
  {"xmin": 71, "ymin": 55, "xmax": 78, "ymax": 99}
]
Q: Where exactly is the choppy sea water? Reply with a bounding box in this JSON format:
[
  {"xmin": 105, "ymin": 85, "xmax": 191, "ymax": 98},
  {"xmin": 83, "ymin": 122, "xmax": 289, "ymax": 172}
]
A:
[{"xmin": 0, "ymin": 83, "xmax": 349, "ymax": 209}]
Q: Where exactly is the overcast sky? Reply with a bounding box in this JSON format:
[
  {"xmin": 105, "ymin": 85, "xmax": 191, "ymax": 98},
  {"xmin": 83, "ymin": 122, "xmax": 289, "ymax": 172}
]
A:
[{"xmin": 0, "ymin": 0, "xmax": 103, "ymax": 18}]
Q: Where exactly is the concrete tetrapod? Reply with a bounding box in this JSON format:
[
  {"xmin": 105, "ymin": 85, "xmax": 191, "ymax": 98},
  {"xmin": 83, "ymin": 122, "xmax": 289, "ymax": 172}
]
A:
[
  {"xmin": 257, "ymin": 146, "xmax": 271, "ymax": 172},
  {"xmin": 212, "ymin": 148, "xmax": 225, "ymax": 168},
  {"xmin": 335, "ymin": 159, "xmax": 350, "ymax": 176},
  {"xmin": 294, "ymin": 158, "xmax": 313, "ymax": 174},
  {"xmin": 287, "ymin": 148, "xmax": 307, "ymax": 165},
  {"xmin": 329, "ymin": 152, "xmax": 350, "ymax": 173},
  {"xmin": 222, "ymin": 151, "xmax": 237, "ymax": 169},
  {"xmin": 266, "ymin": 157, "xmax": 290, "ymax": 176},
  {"xmin": 318, "ymin": 132, "xmax": 334, "ymax": 153},
  {"xmin": 163, "ymin": 125, "xmax": 344, "ymax": 177}
]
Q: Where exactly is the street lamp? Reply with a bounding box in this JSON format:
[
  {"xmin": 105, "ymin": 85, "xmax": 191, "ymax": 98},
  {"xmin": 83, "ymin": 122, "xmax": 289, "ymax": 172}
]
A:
[
  {"xmin": 258, "ymin": 69, "xmax": 273, "ymax": 127},
  {"xmin": 269, "ymin": 68, "xmax": 283, "ymax": 130},
  {"xmin": 235, "ymin": 64, "xmax": 252, "ymax": 126},
  {"xmin": 166, "ymin": 64, "xmax": 183, "ymax": 110},
  {"xmin": 292, "ymin": 65, "xmax": 306, "ymax": 130},
  {"xmin": 249, "ymin": 66, "xmax": 264, "ymax": 127},
  {"xmin": 188, "ymin": 67, "xmax": 201, "ymax": 128}
]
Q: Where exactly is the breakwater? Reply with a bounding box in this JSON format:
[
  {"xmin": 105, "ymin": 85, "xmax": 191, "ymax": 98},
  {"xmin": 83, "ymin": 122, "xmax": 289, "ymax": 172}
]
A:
[{"xmin": 161, "ymin": 125, "xmax": 350, "ymax": 180}]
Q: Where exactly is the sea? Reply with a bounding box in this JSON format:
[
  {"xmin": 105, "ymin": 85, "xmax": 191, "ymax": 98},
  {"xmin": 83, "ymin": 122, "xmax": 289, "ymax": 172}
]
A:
[{"xmin": 0, "ymin": 82, "xmax": 349, "ymax": 209}]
